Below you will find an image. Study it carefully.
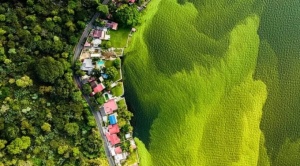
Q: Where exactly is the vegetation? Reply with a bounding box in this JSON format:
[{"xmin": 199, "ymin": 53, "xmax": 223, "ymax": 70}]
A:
[
  {"xmin": 0, "ymin": 1, "xmax": 108, "ymax": 165},
  {"xmin": 114, "ymin": 4, "xmax": 141, "ymax": 27},
  {"xmin": 111, "ymin": 82, "xmax": 124, "ymax": 97},
  {"xmin": 124, "ymin": 0, "xmax": 269, "ymax": 165},
  {"xmin": 109, "ymin": 28, "xmax": 131, "ymax": 48}
]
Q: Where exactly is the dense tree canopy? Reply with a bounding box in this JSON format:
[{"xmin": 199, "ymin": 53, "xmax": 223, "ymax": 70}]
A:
[
  {"xmin": 36, "ymin": 57, "xmax": 64, "ymax": 83},
  {"xmin": 0, "ymin": 0, "xmax": 108, "ymax": 165},
  {"xmin": 114, "ymin": 4, "xmax": 141, "ymax": 27}
]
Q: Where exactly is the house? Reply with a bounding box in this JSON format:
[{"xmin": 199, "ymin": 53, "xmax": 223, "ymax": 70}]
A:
[
  {"xmin": 84, "ymin": 42, "xmax": 91, "ymax": 47},
  {"xmin": 81, "ymin": 75, "xmax": 90, "ymax": 84},
  {"xmin": 109, "ymin": 114, "xmax": 117, "ymax": 125},
  {"xmin": 106, "ymin": 133, "xmax": 120, "ymax": 146},
  {"xmin": 81, "ymin": 59, "xmax": 94, "ymax": 74},
  {"xmin": 93, "ymin": 30, "xmax": 102, "ymax": 38},
  {"xmin": 92, "ymin": 39, "xmax": 102, "ymax": 47},
  {"xmin": 108, "ymin": 124, "xmax": 120, "ymax": 134},
  {"xmin": 90, "ymin": 81, "xmax": 98, "ymax": 89},
  {"xmin": 91, "ymin": 53, "xmax": 101, "ymax": 58},
  {"xmin": 102, "ymin": 99, "xmax": 118, "ymax": 114},
  {"xmin": 114, "ymin": 146, "xmax": 122, "ymax": 154},
  {"xmin": 128, "ymin": 0, "xmax": 135, "ymax": 3},
  {"xmin": 114, "ymin": 153, "xmax": 127, "ymax": 165},
  {"xmin": 93, "ymin": 83, "xmax": 105, "ymax": 94},
  {"xmin": 125, "ymin": 133, "xmax": 131, "ymax": 139},
  {"xmin": 111, "ymin": 22, "xmax": 118, "ymax": 30}
]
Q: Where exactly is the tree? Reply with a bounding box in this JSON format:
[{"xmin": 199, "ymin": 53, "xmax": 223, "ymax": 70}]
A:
[
  {"xmin": 72, "ymin": 147, "xmax": 80, "ymax": 157},
  {"xmin": 106, "ymin": 66, "xmax": 118, "ymax": 80},
  {"xmin": 0, "ymin": 139, "xmax": 7, "ymax": 149},
  {"xmin": 0, "ymin": 14, "xmax": 5, "ymax": 21},
  {"xmin": 0, "ymin": 28, "xmax": 6, "ymax": 35},
  {"xmin": 72, "ymin": 91, "xmax": 82, "ymax": 102},
  {"xmin": 16, "ymin": 75, "xmax": 33, "ymax": 88},
  {"xmin": 58, "ymin": 145, "xmax": 69, "ymax": 155},
  {"xmin": 114, "ymin": 4, "xmax": 141, "ymax": 27},
  {"xmin": 82, "ymin": 84, "xmax": 92, "ymax": 95},
  {"xmin": 64, "ymin": 123, "xmax": 79, "ymax": 136},
  {"xmin": 41, "ymin": 123, "xmax": 51, "ymax": 132},
  {"xmin": 36, "ymin": 57, "xmax": 64, "ymax": 83},
  {"xmin": 97, "ymin": 4, "xmax": 109, "ymax": 17},
  {"xmin": 7, "ymin": 136, "xmax": 31, "ymax": 154},
  {"xmin": 114, "ymin": 58, "xmax": 121, "ymax": 69}
]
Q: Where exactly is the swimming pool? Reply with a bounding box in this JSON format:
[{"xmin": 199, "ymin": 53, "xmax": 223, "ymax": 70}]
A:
[{"xmin": 97, "ymin": 60, "xmax": 105, "ymax": 68}]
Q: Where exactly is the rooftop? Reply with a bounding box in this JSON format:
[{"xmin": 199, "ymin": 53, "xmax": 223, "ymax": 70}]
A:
[
  {"xmin": 103, "ymin": 99, "xmax": 118, "ymax": 114},
  {"xmin": 114, "ymin": 146, "xmax": 122, "ymax": 154},
  {"xmin": 93, "ymin": 83, "xmax": 105, "ymax": 93},
  {"xmin": 108, "ymin": 124, "xmax": 120, "ymax": 134},
  {"xmin": 109, "ymin": 114, "xmax": 117, "ymax": 125},
  {"xmin": 106, "ymin": 133, "xmax": 120, "ymax": 146}
]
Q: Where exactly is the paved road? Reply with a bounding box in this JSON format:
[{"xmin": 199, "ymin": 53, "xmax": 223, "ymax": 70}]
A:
[
  {"xmin": 72, "ymin": 12, "xmax": 100, "ymax": 64},
  {"xmin": 74, "ymin": 77, "xmax": 115, "ymax": 166},
  {"xmin": 72, "ymin": 2, "xmax": 117, "ymax": 165}
]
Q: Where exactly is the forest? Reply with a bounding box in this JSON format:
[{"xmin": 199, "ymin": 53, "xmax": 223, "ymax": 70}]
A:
[{"xmin": 0, "ymin": 0, "xmax": 109, "ymax": 165}]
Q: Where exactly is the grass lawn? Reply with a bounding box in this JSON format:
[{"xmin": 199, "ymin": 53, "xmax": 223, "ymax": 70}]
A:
[
  {"xmin": 117, "ymin": 98, "xmax": 127, "ymax": 108},
  {"xmin": 109, "ymin": 28, "xmax": 131, "ymax": 48},
  {"xmin": 104, "ymin": 60, "xmax": 114, "ymax": 68},
  {"xmin": 111, "ymin": 82, "xmax": 124, "ymax": 97},
  {"xmin": 113, "ymin": 69, "xmax": 121, "ymax": 82}
]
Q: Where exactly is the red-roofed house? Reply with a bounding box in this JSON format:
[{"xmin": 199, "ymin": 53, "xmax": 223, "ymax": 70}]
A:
[
  {"xmin": 103, "ymin": 99, "xmax": 118, "ymax": 114},
  {"xmin": 111, "ymin": 22, "xmax": 118, "ymax": 30},
  {"xmin": 93, "ymin": 30, "xmax": 101, "ymax": 38},
  {"xmin": 114, "ymin": 146, "xmax": 122, "ymax": 154},
  {"xmin": 106, "ymin": 133, "xmax": 120, "ymax": 146},
  {"xmin": 108, "ymin": 124, "xmax": 120, "ymax": 134},
  {"xmin": 93, "ymin": 83, "xmax": 105, "ymax": 94},
  {"xmin": 128, "ymin": 0, "xmax": 135, "ymax": 3}
]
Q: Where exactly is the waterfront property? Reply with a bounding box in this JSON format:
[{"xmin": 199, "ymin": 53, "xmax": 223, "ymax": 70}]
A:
[{"xmin": 77, "ymin": 19, "xmax": 139, "ymax": 165}]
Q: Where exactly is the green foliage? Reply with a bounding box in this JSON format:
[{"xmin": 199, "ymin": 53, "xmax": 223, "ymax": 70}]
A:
[
  {"xmin": 16, "ymin": 75, "xmax": 33, "ymax": 88},
  {"xmin": 114, "ymin": 58, "xmax": 121, "ymax": 69},
  {"xmin": 0, "ymin": 14, "xmax": 5, "ymax": 21},
  {"xmin": 106, "ymin": 66, "xmax": 118, "ymax": 80},
  {"xmin": 0, "ymin": 28, "xmax": 6, "ymax": 35},
  {"xmin": 82, "ymin": 84, "xmax": 92, "ymax": 95},
  {"xmin": 111, "ymin": 83, "xmax": 124, "ymax": 97},
  {"xmin": 41, "ymin": 122, "xmax": 51, "ymax": 132},
  {"xmin": 0, "ymin": 139, "xmax": 7, "ymax": 150},
  {"xmin": 114, "ymin": 4, "xmax": 141, "ymax": 27},
  {"xmin": 97, "ymin": 4, "xmax": 109, "ymax": 16},
  {"xmin": 58, "ymin": 145, "xmax": 69, "ymax": 155},
  {"xmin": 36, "ymin": 57, "xmax": 64, "ymax": 83},
  {"xmin": 0, "ymin": 1, "xmax": 107, "ymax": 164},
  {"xmin": 64, "ymin": 123, "xmax": 79, "ymax": 136},
  {"xmin": 7, "ymin": 136, "xmax": 31, "ymax": 154}
]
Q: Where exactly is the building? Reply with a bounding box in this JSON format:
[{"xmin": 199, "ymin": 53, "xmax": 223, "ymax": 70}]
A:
[
  {"xmin": 108, "ymin": 124, "xmax": 120, "ymax": 134},
  {"xmin": 109, "ymin": 114, "xmax": 117, "ymax": 125},
  {"xmin": 92, "ymin": 39, "xmax": 102, "ymax": 47},
  {"xmin": 81, "ymin": 75, "xmax": 90, "ymax": 84},
  {"xmin": 81, "ymin": 59, "xmax": 94, "ymax": 74},
  {"xmin": 102, "ymin": 99, "xmax": 118, "ymax": 114},
  {"xmin": 111, "ymin": 22, "xmax": 118, "ymax": 30},
  {"xmin": 114, "ymin": 146, "xmax": 122, "ymax": 154},
  {"xmin": 93, "ymin": 83, "xmax": 105, "ymax": 94},
  {"xmin": 106, "ymin": 133, "xmax": 120, "ymax": 146}
]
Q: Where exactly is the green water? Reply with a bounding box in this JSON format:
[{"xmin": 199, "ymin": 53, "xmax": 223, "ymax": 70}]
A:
[
  {"xmin": 123, "ymin": 0, "xmax": 300, "ymax": 165},
  {"xmin": 255, "ymin": 0, "xmax": 300, "ymax": 164}
]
